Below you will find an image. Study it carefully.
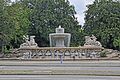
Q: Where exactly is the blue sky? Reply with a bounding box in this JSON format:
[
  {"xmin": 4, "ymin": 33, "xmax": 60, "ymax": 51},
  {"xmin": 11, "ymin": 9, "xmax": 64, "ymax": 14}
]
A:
[{"xmin": 11, "ymin": 0, "xmax": 95, "ymax": 26}]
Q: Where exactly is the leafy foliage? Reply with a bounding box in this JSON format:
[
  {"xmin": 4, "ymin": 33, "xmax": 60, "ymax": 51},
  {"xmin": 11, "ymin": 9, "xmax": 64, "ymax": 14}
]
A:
[
  {"xmin": 0, "ymin": 0, "xmax": 12, "ymax": 52},
  {"xmin": 0, "ymin": 0, "xmax": 31, "ymax": 52},
  {"xmin": 1, "ymin": 0, "xmax": 82, "ymax": 52},
  {"xmin": 1, "ymin": 0, "xmax": 120, "ymax": 52},
  {"xmin": 84, "ymin": 0, "xmax": 120, "ymax": 50},
  {"xmin": 6, "ymin": 2, "xmax": 31, "ymax": 48},
  {"xmin": 21, "ymin": 0, "xmax": 81, "ymax": 47}
]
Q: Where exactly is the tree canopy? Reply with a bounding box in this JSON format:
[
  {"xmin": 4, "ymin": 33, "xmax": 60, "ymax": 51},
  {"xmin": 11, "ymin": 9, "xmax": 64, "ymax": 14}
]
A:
[
  {"xmin": 0, "ymin": 0, "xmax": 82, "ymax": 52},
  {"xmin": 0, "ymin": 0, "xmax": 31, "ymax": 52},
  {"xmin": 21, "ymin": 0, "xmax": 81, "ymax": 47},
  {"xmin": 1, "ymin": 0, "xmax": 120, "ymax": 52},
  {"xmin": 0, "ymin": 0, "xmax": 12, "ymax": 52},
  {"xmin": 7, "ymin": 1, "xmax": 31, "ymax": 48},
  {"xmin": 84, "ymin": 0, "xmax": 120, "ymax": 50}
]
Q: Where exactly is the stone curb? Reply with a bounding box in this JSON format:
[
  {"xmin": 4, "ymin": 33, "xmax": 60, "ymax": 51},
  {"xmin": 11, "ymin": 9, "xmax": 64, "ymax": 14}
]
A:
[
  {"xmin": 0, "ymin": 74, "xmax": 120, "ymax": 76},
  {"xmin": 0, "ymin": 58, "xmax": 119, "ymax": 61}
]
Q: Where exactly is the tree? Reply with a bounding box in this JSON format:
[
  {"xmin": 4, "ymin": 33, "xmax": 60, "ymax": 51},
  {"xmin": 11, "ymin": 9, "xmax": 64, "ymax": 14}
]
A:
[
  {"xmin": 0, "ymin": 0, "xmax": 31, "ymax": 52},
  {"xmin": 0, "ymin": 0, "xmax": 12, "ymax": 52},
  {"xmin": 6, "ymin": 1, "xmax": 31, "ymax": 48},
  {"xmin": 84, "ymin": 0, "xmax": 120, "ymax": 50},
  {"xmin": 21, "ymin": 0, "xmax": 81, "ymax": 47}
]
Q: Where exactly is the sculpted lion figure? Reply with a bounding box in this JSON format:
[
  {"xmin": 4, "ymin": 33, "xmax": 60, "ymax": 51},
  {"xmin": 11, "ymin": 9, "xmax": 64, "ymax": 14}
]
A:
[
  {"xmin": 84, "ymin": 35, "xmax": 102, "ymax": 47},
  {"xmin": 20, "ymin": 35, "xmax": 37, "ymax": 48}
]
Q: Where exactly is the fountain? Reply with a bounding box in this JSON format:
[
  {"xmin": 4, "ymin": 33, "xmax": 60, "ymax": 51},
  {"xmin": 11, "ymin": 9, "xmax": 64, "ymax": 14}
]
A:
[
  {"xmin": 18, "ymin": 27, "xmax": 103, "ymax": 59},
  {"xmin": 49, "ymin": 26, "xmax": 71, "ymax": 47}
]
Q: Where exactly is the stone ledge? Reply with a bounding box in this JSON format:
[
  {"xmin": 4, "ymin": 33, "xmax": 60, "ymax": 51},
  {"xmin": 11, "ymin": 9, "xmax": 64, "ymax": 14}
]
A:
[{"xmin": 0, "ymin": 58, "xmax": 119, "ymax": 61}]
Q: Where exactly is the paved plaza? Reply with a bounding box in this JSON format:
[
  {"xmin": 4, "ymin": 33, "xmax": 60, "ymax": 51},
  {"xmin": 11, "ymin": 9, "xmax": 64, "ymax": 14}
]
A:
[{"xmin": 0, "ymin": 60, "xmax": 120, "ymax": 80}]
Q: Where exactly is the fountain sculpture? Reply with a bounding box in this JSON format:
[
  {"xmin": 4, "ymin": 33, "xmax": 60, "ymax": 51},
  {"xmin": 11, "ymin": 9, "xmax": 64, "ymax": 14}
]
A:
[
  {"xmin": 84, "ymin": 35, "xmax": 102, "ymax": 47},
  {"xmin": 20, "ymin": 35, "xmax": 38, "ymax": 48},
  {"xmin": 49, "ymin": 26, "xmax": 71, "ymax": 47},
  {"xmin": 18, "ymin": 27, "xmax": 103, "ymax": 59}
]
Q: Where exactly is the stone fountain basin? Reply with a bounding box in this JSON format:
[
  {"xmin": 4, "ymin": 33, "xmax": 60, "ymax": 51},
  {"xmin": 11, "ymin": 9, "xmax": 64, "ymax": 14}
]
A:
[{"xmin": 49, "ymin": 33, "xmax": 71, "ymax": 37}]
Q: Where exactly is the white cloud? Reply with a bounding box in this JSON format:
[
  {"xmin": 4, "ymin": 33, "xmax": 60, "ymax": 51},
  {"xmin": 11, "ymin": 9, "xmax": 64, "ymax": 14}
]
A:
[
  {"xmin": 75, "ymin": 13, "xmax": 85, "ymax": 25},
  {"xmin": 69, "ymin": 0, "xmax": 86, "ymax": 12},
  {"xmin": 69, "ymin": 0, "xmax": 95, "ymax": 26},
  {"xmin": 85, "ymin": 0, "xmax": 94, "ymax": 4},
  {"xmin": 11, "ymin": 0, "xmax": 15, "ymax": 2}
]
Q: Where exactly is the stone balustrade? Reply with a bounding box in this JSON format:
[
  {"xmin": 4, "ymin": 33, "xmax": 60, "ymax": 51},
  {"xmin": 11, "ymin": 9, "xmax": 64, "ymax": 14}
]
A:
[{"xmin": 18, "ymin": 46, "xmax": 104, "ymax": 59}]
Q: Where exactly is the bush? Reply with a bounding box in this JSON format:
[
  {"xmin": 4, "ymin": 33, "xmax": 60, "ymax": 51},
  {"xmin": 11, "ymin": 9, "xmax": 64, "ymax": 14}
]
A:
[{"xmin": 100, "ymin": 51, "xmax": 107, "ymax": 57}]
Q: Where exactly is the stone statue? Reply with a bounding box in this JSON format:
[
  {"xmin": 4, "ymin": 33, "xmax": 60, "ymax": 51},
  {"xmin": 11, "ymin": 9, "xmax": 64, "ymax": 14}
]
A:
[
  {"xmin": 29, "ymin": 36, "xmax": 38, "ymax": 47},
  {"xmin": 84, "ymin": 35, "xmax": 102, "ymax": 47},
  {"xmin": 20, "ymin": 35, "xmax": 38, "ymax": 48}
]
